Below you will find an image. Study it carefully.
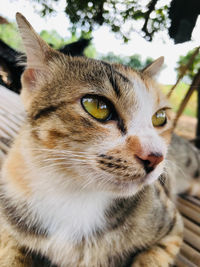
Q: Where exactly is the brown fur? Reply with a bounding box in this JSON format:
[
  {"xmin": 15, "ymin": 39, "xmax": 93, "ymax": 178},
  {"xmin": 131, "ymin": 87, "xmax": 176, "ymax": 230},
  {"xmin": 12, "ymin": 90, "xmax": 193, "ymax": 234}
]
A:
[
  {"xmin": 126, "ymin": 135, "xmax": 143, "ymax": 155},
  {"xmin": 3, "ymin": 139, "xmax": 31, "ymax": 195}
]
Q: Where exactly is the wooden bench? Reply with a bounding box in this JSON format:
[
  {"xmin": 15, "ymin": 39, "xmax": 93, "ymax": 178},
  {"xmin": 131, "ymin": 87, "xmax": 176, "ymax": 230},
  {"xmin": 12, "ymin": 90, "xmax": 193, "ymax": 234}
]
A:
[{"xmin": 0, "ymin": 85, "xmax": 200, "ymax": 266}]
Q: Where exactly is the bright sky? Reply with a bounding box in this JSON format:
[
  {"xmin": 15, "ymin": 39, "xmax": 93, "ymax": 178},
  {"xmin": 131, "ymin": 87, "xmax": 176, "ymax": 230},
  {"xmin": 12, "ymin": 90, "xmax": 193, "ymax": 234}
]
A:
[{"xmin": 1, "ymin": 0, "xmax": 200, "ymax": 84}]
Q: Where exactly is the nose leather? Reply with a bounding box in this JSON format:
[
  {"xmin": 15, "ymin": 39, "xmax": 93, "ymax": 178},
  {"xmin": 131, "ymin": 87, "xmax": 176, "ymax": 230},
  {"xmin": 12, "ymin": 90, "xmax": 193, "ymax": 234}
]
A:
[{"xmin": 135, "ymin": 153, "xmax": 164, "ymax": 173}]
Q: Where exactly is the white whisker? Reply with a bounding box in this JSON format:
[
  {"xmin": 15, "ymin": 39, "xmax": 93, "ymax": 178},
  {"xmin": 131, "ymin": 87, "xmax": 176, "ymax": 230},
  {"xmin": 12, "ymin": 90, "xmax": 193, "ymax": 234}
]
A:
[
  {"xmin": 42, "ymin": 158, "xmax": 91, "ymax": 162},
  {"xmin": 31, "ymin": 148, "xmax": 92, "ymax": 155}
]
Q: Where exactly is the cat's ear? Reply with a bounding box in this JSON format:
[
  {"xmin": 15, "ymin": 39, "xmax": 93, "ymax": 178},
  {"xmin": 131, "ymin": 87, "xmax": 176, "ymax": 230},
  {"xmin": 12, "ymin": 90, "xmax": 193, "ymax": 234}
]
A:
[
  {"xmin": 142, "ymin": 56, "xmax": 164, "ymax": 77},
  {"xmin": 16, "ymin": 13, "xmax": 55, "ymax": 91},
  {"xmin": 16, "ymin": 13, "xmax": 58, "ymax": 109},
  {"xmin": 16, "ymin": 12, "xmax": 53, "ymax": 69}
]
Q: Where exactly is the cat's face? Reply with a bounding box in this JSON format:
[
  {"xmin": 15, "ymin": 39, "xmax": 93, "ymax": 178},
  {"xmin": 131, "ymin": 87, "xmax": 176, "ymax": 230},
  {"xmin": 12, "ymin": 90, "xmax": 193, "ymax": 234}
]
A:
[{"xmin": 17, "ymin": 13, "xmax": 172, "ymax": 197}]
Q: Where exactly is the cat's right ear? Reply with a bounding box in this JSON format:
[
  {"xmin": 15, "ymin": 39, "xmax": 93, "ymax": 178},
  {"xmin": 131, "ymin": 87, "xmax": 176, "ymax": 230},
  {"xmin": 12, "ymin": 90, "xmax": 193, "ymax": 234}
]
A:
[
  {"xmin": 16, "ymin": 12, "xmax": 50, "ymax": 68},
  {"xmin": 16, "ymin": 13, "xmax": 58, "ymax": 109},
  {"xmin": 16, "ymin": 13, "xmax": 55, "ymax": 90}
]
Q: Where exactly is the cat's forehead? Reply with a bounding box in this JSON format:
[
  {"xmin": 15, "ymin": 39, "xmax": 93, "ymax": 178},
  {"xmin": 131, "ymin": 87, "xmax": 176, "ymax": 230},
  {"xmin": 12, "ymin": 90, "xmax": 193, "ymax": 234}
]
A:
[
  {"xmin": 58, "ymin": 56, "xmax": 156, "ymax": 95},
  {"xmin": 60, "ymin": 56, "xmax": 166, "ymax": 107},
  {"xmin": 30, "ymin": 55, "xmax": 168, "ymax": 120}
]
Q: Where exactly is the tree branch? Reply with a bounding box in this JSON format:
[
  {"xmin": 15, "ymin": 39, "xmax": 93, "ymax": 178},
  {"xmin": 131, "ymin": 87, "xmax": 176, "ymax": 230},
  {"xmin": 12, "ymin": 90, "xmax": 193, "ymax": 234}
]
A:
[{"xmin": 142, "ymin": 0, "xmax": 159, "ymax": 39}]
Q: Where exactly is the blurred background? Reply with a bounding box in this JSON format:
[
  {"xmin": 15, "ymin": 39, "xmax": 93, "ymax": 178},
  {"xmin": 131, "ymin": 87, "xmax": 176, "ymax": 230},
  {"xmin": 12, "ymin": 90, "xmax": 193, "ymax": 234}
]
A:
[{"xmin": 0, "ymin": 0, "xmax": 200, "ymax": 142}]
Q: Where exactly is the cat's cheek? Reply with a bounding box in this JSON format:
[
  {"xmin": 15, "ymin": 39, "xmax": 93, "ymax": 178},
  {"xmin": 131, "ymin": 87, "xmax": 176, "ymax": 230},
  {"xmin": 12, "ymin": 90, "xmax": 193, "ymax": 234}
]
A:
[{"xmin": 159, "ymin": 128, "xmax": 173, "ymax": 145}]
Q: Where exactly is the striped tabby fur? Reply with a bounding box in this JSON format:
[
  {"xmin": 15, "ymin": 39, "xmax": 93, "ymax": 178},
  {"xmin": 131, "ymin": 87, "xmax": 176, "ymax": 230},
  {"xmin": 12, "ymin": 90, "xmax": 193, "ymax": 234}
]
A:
[{"xmin": 0, "ymin": 13, "xmax": 199, "ymax": 267}]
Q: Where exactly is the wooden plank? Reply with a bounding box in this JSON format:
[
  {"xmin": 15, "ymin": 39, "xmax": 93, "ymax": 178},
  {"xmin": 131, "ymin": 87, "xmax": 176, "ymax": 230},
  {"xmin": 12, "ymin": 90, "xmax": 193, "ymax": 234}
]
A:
[
  {"xmin": 183, "ymin": 195, "xmax": 200, "ymax": 207},
  {"xmin": 0, "ymin": 86, "xmax": 25, "ymax": 123},
  {"xmin": 0, "ymin": 141, "xmax": 10, "ymax": 153},
  {"xmin": 178, "ymin": 196, "xmax": 200, "ymax": 213},
  {"xmin": 0, "ymin": 114, "xmax": 19, "ymax": 134},
  {"xmin": 0, "ymin": 137, "xmax": 11, "ymax": 154},
  {"xmin": 0, "ymin": 123, "xmax": 17, "ymax": 138},
  {"xmin": 0, "ymin": 129, "xmax": 10, "ymax": 139},
  {"xmin": 178, "ymin": 196, "xmax": 200, "ymax": 265},
  {"xmin": 184, "ymin": 228, "xmax": 200, "ymax": 251},
  {"xmin": 0, "ymin": 85, "xmax": 24, "ymax": 110},
  {"xmin": 0, "ymin": 110, "xmax": 24, "ymax": 127},
  {"xmin": 0, "ymin": 105, "xmax": 25, "ymax": 122},
  {"xmin": 177, "ymin": 201, "xmax": 200, "ymax": 224},
  {"xmin": 181, "ymin": 242, "xmax": 200, "ymax": 266},
  {"xmin": 176, "ymin": 253, "xmax": 198, "ymax": 267},
  {"xmin": 183, "ymin": 216, "xmax": 200, "ymax": 236}
]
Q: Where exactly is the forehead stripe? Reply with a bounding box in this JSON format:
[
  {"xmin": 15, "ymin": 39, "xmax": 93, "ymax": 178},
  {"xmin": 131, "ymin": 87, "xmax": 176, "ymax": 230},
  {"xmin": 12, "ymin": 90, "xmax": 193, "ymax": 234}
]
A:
[
  {"xmin": 101, "ymin": 61, "xmax": 120, "ymax": 96},
  {"xmin": 114, "ymin": 70, "xmax": 130, "ymax": 84},
  {"xmin": 109, "ymin": 65, "xmax": 120, "ymax": 97},
  {"xmin": 101, "ymin": 61, "xmax": 131, "ymax": 97}
]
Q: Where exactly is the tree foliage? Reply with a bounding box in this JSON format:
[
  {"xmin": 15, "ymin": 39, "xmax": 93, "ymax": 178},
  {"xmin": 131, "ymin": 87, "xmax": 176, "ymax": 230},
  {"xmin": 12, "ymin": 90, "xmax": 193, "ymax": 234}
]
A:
[
  {"xmin": 177, "ymin": 49, "xmax": 200, "ymax": 83},
  {"xmin": 0, "ymin": 23, "xmax": 22, "ymax": 50},
  {"xmin": 40, "ymin": 29, "xmax": 66, "ymax": 49},
  {"xmin": 100, "ymin": 52, "xmax": 153, "ymax": 70},
  {"xmin": 31, "ymin": 0, "xmax": 200, "ymax": 43},
  {"xmin": 32, "ymin": 0, "xmax": 169, "ymax": 42}
]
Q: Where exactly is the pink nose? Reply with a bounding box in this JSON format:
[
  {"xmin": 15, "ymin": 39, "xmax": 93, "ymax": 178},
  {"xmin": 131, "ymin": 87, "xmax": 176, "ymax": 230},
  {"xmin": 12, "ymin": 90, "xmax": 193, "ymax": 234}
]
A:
[{"xmin": 135, "ymin": 153, "xmax": 164, "ymax": 173}]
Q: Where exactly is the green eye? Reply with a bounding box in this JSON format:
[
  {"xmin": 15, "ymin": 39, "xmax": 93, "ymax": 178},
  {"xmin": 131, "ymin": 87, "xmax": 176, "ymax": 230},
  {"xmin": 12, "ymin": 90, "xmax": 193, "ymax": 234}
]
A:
[
  {"xmin": 152, "ymin": 109, "xmax": 167, "ymax": 127},
  {"xmin": 81, "ymin": 95, "xmax": 112, "ymax": 121}
]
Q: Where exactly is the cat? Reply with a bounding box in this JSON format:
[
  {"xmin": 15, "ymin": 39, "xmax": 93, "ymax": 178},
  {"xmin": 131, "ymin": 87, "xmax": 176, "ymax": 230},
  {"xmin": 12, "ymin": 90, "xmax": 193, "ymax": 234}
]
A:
[{"xmin": 0, "ymin": 12, "xmax": 187, "ymax": 267}]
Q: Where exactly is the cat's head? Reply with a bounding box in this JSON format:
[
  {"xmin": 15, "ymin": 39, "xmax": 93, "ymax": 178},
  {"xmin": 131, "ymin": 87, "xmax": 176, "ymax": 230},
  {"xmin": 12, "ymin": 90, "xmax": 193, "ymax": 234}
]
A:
[{"xmin": 16, "ymin": 13, "xmax": 172, "ymax": 197}]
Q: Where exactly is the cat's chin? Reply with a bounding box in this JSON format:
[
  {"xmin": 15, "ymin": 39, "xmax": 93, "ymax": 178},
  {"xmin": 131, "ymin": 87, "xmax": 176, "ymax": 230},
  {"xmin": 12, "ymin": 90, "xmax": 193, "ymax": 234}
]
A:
[
  {"xmin": 106, "ymin": 165, "xmax": 164, "ymax": 198},
  {"xmin": 105, "ymin": 179, "xmax": 142, "ymax": 197}
]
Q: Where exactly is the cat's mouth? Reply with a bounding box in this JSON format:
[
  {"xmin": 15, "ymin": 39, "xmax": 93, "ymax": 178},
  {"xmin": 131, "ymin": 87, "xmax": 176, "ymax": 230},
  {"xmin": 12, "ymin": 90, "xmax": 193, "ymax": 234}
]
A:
[
  {"xmin": 100, "ymin": 169, "xmax": 162, "ymax": 197},
  {"xmin": 97, "ymin": 154, "xmax": 146, "ymax": 178},
  {"xmin": 108, "ymin": 172, "xmax": 154, "ymax": 186},
  {"xmin": 96, "ymin": 159, "xmax": 164, "ymax": 196},
  {"xmin": 96, "ymin": 153, "xmax": 164, "ymax": 186}
]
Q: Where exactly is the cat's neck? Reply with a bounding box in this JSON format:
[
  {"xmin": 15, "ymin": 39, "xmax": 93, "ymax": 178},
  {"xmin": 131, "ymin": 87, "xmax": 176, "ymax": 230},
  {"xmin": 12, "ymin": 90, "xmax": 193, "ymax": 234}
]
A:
[
  {"xmin": 2, "ymin": 139, "xmax": 113, "ymax": 243},
  {"xmin": 31, "ymin": 187, "xmax": 112, "ymax": 242},
  {"xmin": 31, "ymin": 171, "xmax": 113, "ymax": 243}
]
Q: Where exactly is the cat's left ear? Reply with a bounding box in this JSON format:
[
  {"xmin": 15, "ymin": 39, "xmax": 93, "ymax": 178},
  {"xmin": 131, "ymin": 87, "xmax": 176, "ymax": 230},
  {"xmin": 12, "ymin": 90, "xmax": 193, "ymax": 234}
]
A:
[{"xmin": 142, "ymin": 56, "xmax": 164, "ymax": 77}]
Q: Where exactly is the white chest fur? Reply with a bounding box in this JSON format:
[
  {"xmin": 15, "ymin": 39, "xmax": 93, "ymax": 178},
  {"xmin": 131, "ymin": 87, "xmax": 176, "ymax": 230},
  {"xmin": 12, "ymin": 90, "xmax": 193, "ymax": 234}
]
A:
[{"xmin": 31, "ymin": 189, "xmax": 112, "ymax": 243}]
